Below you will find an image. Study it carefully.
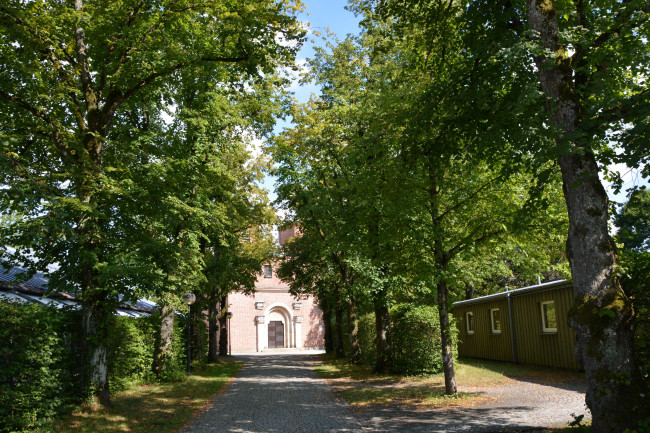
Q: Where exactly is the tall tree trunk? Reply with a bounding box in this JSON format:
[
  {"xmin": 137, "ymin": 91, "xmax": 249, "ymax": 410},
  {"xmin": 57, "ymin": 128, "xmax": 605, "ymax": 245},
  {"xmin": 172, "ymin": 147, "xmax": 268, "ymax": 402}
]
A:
[
  {"xmin": 153, "ymin": 303, "xmax": 176, "ymax": 378},
  {"xmin": 219, "ymin": 296, "xmax": 228, "ymax": 356},
  {"xmin": 191, "ymin": 298, "xmax": 203, "ymax": 362},
  {"xmin": 373, "ymin": 294, "xmax": 391, "ymax": 374},
  {"xmin": 207, "ymin": 301, "xmax": 219, "ymax": 363},
  {"xmin": 428, "ymin": 155, "xmax": 457, "ymax": 394},
  {"xmin": 437, "ymin": 278, "xmax": 457, "ymax": 395},
  {"xmin": 526, "ymin": 2, "xmax": 638, "ymax": 431},
  {"xmin": 82, "ymin": 299, "xmax": 110, "ymax": 406},
  {"xmin": 348, "ymin": 297, "xmax": 361, "ymax": 364},
  {"xmin": 465, "ymin": 282, "xmax": 475, "ymax": 300},
  {"xmin": 78, "ymin": 184, "xmax": 110, "ymax": 406},
  {"xmin": 321, "ymin": 298, "xmax": 334, "ymax": 354},
  {"xmin": 334, "ymin": 299, "xmax": 345, "ymax": 358},
  {"xmin": 74, "ymin": 0, "xmax": 112, "ymax": 405}
]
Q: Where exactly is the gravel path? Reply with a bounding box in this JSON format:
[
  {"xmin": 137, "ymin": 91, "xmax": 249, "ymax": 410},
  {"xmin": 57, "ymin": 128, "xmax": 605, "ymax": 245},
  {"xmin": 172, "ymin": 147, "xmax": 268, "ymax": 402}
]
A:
[
  {"xmin": 179, "ymin": 352, "xmax": 590, "ymax": 433},
  {"xmin": 179, "ymin": 352, "xmax": 366, "ymax": 433},
  {"xmin": 358, "ymin": 378, "xmax": 590, "ymax": 432}
]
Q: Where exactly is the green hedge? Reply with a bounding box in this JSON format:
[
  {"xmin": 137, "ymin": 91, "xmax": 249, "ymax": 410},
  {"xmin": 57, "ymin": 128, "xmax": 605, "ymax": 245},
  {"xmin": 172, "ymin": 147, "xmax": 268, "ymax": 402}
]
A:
[
  {"xmin": 355, "ymin": 304, "xmax": 457, "ymax": 375},
  {"xmin": 390, "ymin": 304, "xmax": 457, "ymax": 375},
  {"xmin": 107, "ymin": 313, "xmax": 186, "ymax": 391},
  {"xmin": 357, "ymin": 313, "xmax": 376, "ymax": 366},
  {"xmin": 0, "ymin": 302, "xmax": 84, "ymax": 433},
  {"xmin": 0, "ymin": 301, "xmax": 186, "ymax": 432}
]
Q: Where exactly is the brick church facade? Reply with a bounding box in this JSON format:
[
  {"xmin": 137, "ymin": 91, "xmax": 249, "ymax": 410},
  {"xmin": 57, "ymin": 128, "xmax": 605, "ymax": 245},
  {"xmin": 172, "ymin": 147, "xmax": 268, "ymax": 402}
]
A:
[{"xmin": 226, "ymin": 227, "xmax": 325, "ymax": 352}]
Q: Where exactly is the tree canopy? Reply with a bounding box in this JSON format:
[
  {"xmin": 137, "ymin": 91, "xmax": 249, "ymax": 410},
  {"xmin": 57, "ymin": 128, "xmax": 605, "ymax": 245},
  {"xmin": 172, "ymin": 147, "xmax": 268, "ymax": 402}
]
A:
[{"xmin": 0, "ymin": 0, "xmax": 305, "ymax": 405}]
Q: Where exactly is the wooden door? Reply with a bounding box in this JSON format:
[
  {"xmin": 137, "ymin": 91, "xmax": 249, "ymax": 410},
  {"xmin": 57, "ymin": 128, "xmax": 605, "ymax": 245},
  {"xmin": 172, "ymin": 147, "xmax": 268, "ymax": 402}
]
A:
[{"xmin": 268, "ymin": 321, "xmax": 285, "ymax": 348}]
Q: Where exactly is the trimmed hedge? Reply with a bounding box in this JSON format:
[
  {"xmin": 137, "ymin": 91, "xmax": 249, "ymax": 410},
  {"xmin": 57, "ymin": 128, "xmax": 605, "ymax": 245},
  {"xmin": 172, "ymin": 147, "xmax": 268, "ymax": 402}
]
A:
[
  {"xmin": 0, "ymin": 301, "xmax": 186, "ymax": 432},
  {"xmin": 0, "ymin": 302, "xmax": 84, "ymax": 432},
  {"xmin": 107, "ymin": 313, "xmax": 186, "ymax": 391},
  {"xmin": 357, "ymin": 313, "xmax": 377, "ymax": 367},
  {"xmin": 355, "ymin": 304, "xmax": 457, "ymax": 376},
  {"xmin": 390, "ymin": 304, "xmax": 457, "ymax": 375}
]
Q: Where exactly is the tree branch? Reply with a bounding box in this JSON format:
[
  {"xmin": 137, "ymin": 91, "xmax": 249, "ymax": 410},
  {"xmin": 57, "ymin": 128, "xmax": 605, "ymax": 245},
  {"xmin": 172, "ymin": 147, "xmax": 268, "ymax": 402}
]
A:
[
  {"xmin": 435, "ymin": 175, "xmax": 500, "ymax": 223},
  {"xmin": 0, "ymin": 90, "xmax": 70, "ymax": 161},
  {"xmin": 103, "ymin": 54, "xmax": 249, "ymax": 127}
]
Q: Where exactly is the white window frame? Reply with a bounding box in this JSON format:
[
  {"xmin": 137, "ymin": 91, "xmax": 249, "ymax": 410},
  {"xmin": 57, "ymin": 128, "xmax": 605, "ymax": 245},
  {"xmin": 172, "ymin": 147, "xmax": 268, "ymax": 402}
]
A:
[
  {"xmin": 540, "ymin": 301, "xmax": 558, "ymax": 333},
  {"xmin": 490, "ymin": 308, "xmax": 502, "ymax": 334},
  {"xmin": 263, "ymin": 264, "xmax": 272, "ymax": 278},
  {"xmin": 466, "ymin": 312, "xmax": 474, "ymax": 335}
]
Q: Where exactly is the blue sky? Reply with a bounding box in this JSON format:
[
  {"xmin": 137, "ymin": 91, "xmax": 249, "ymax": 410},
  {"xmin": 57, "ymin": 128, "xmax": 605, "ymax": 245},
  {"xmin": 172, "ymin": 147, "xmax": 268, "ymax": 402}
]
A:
[
  {"xmin": 260, "ymin": 0, "xmax": 361, "ymax": 202},
  {"xmin": 281, "ymin": 0, "xmax": 362, "ymax": 118}
]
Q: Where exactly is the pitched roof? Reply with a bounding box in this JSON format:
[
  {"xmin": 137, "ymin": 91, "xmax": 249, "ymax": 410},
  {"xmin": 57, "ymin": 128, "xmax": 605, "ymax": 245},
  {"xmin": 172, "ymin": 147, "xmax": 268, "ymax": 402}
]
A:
[
  {"xmin": 0, "ymin": 262, "xmax": 157, "ymax": 315},
  {"xmin": 452, "ymin": 279, "xmax": 573, "ymax": 307}
]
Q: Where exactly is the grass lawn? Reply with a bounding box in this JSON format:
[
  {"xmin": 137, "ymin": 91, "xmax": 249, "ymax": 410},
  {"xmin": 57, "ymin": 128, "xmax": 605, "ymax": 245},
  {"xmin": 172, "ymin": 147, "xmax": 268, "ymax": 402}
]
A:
[
  {"xmin": 50, "ymin": 360, "xmax": 243, "ymax": 433},
  {"xmin": 314, "ymin": 355, "xmax": 585, "ymax": 411}
]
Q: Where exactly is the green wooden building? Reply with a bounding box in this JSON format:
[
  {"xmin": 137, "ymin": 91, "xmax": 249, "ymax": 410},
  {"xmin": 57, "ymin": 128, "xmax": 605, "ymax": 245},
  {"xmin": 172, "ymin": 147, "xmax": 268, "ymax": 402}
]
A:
[{"xmin": 452, "ymin": 279, "xmax": 581, "ymax": 370}]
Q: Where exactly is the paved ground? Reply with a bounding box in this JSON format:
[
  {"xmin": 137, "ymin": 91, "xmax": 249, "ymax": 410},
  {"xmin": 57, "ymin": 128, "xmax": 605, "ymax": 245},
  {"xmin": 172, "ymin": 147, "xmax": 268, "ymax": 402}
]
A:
[
  {"xmin": 179, "ymin": 352, "xmax": 366, "ymax": 433},
  {"xmin": 180, "ymin": 352, "xmax": 590, "ymax": 433}
]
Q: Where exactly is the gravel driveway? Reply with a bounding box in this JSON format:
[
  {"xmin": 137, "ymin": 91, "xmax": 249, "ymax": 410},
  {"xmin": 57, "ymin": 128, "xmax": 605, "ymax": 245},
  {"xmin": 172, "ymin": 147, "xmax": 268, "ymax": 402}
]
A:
[
  {"xmin": 179, "ymin": 352, "xmax": 590, "ymax": 433},
  {"xmin": 358, "ymin": 376, "xmax": 590, "ymax": 432}
]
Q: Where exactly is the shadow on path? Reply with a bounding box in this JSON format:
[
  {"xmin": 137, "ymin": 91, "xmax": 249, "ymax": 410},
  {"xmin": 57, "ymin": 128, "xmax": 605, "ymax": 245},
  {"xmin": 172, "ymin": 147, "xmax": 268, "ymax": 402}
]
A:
[
  {"xmin": 179, "ymin": 353, "xmax": 367, "ymax": 433},
  {"xmin": 180, "ymin": 353, "xmax": 590, "ymax": 433}
]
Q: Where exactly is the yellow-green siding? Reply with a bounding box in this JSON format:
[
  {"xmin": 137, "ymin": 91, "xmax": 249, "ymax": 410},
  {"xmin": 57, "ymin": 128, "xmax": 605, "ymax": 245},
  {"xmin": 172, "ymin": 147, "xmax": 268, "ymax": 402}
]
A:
[{"xmin": 453, "ymin": 281, "xmax": 581, "ymax": 370}]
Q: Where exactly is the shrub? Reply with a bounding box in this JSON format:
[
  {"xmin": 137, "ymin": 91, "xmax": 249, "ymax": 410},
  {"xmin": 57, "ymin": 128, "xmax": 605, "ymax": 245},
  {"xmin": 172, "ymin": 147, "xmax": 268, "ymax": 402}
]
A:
[
  {"xmin": 619, "ymin": 251, "xmax": 650, "ymax": 379},
  {"xmin": 619, "ymin": 249, "xmax": 650, "ymax": 422},
  {"xmin": 0, "ymin": 302, "xmax": 84, "ymax": 433},
  {"xmin": 0, "ymin": 300, "xmax": 190, "ymax": 432},
  {"xmin": 352, "ymin": 304, "xmax": 458, "ymax": 375},
  {"xmin": 107, "ymin": 315, "xmax": 156, "ymax": 392},
  {"xmin": 389, "ymin": 303, "xmax": 457, "ymax": 376},
  {"xmin": 357, "ymin": 313, "xmax": 376, "ymax": 367}
]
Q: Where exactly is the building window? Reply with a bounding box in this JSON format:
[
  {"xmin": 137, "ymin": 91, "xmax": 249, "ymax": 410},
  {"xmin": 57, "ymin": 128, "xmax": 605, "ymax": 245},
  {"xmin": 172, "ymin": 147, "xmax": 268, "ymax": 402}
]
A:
[
  {"xmin": 466, "ymin": 312, "xmax": 474, "ymax": 335},
  {"xmin": 263, "ymin": 264, "xmax": 272, "ymax": 278},
  {"xmin": 540, "ymin": 301, "xmax": 558, "ymax": 333},
  {"xmin": 490, "ymin": 308, "xmax": 502, "ymax": 334}
]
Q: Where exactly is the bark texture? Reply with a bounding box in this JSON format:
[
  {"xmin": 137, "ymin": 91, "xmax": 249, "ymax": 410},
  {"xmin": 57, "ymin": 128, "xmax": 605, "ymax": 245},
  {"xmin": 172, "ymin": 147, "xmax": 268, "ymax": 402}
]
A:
[
  {"xmin": 334, "ymin": 299, "xmax": 346, "ymax": 358},
  {"xmin": 82, "ymin": 300, "xmax": 110, "ymax": 406},
  {"xmin": 219, "ymin": 296, "xmax": 228, "ymax": 356},
  {"xmin": 321, "ymin": 298, "xmax": 334, "ymax": 354},
  {"xmin": 437, "ymin": 279, "xmax": 457, "ymax": 394},
  {"xmin": 373, "ymin": 296, "xmax": 391, "ymax": 374},
  {"xmin": 348, "ymin": 298, "xmax": 361, "ymax": 364},
  {"xmin": 207, "ymin": 301, "xmax": 219, "ymax": 363},
  {"xmin": 153, "ymin": 303, "xmax": 176, "ymax": 378},
  {"xmin": 526, "ymin": 2, "xmax": 638, "ymax": 431}
]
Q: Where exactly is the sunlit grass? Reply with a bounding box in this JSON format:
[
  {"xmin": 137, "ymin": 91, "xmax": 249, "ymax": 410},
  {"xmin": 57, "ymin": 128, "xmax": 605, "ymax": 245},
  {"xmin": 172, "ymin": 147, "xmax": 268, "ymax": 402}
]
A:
[
  {"xmin": 48, "ymin": 360, "xmax": 243, "ymax": 433},
  {"xmin": 339, "ymin": 385, "xmax": 479, "ymax": 408},
  {"xmin": 315, "ymin": 355, "xmax": 584, "ymax": 409}
]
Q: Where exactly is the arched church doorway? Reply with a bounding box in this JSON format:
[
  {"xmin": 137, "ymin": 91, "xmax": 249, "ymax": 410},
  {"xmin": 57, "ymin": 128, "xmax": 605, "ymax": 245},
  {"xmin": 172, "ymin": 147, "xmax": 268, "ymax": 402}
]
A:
[{"xmin": 266, "ymin": 306, "xmax": 291, "ymax": 349}]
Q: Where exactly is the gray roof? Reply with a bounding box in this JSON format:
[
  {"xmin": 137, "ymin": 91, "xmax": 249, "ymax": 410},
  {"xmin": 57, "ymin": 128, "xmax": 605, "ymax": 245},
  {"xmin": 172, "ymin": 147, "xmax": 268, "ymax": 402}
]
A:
[
  {"xmin": 0, "ymin": 262, "xmax": 157, "ymax": 315},
  {"xmin": 452, "ymin": 279, "xmax": 573, "ymax": 307},
  {"xmin": 0, "ymin": 264, "xmax": 51, "ymax": 292}
]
